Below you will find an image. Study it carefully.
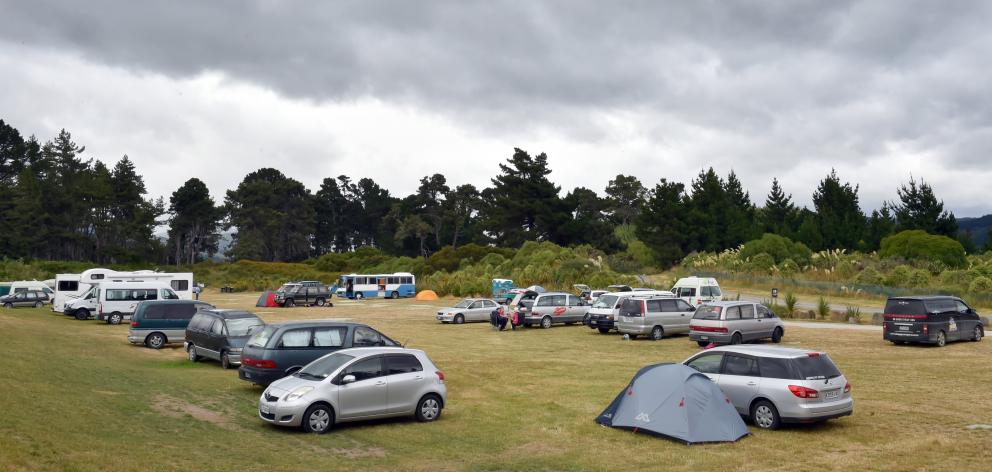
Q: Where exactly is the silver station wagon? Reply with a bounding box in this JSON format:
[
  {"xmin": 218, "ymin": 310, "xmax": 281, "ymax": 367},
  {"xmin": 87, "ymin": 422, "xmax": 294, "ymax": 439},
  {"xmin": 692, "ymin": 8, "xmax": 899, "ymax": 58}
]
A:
[
  {"xmin": 683, "ymin": 345, "xmax": 854, "ymax": 429},
  {"xmin": 616, "ymin": 295, "xmax": 697, "ymax": 340},
  {"xmin": 688, "ymin": 301, "xmax": 784, "ymax": 347},
  {"xmin": 436, "ymin": 298, "xmax": 500, "ymax": 324}
]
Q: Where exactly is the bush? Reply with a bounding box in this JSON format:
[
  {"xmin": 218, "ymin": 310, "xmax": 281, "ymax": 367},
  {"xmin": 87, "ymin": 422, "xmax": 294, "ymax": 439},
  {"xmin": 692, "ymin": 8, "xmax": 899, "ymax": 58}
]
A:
[
  {"xmin": 969, "ymin": 276, "xmax": 992, "ymax": 294},
  {"xmin": 855, "ymin": 267, "xmax": 884, "ymax": 285},
  {"xmin": 784, "ymin": 292, "xmax": 798, "ymax": 317},
  {"xmin": 885, "ymin": 265, "xmax": 914, "ymax": 287},
  {"xmin": 778, "ymin": 258, "xmax": 799, "ymax": 276},
  {"xmin": 817, "ymin": 296, "xmax": 830, "ymax": 320},
  {"xmin": 907, "ymin": 269, "xmax": 931, "ymax": 288},
  {"xmin": 747, "ymin": 253, "xmax": 776, "ymax": 273},
  {"xmin": 879, "ymin": 230, "xmax": 967, "ymax": 269},
  {"xmin": 845, "ymin": 305, "xmax": 863, "ymax": 324},
  {"xmin": 739, "ymin": 234, "xmax": 812, "ymax": 266}
]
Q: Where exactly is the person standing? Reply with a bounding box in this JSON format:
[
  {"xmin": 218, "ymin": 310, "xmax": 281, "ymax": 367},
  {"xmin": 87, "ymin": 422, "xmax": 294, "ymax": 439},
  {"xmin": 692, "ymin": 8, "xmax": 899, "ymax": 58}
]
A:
[
  {"xmin": 346, "ymin": 280, "xmax": 354, "ymax": 299},
  {"xmin": 193, "ymin": 284, "xmax": 201, "ymax": 300}
]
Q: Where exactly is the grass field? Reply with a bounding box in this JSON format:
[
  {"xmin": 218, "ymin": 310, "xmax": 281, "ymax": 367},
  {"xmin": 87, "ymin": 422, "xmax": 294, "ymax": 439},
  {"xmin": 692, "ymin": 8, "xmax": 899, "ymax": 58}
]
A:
[{"xmin": 1, "ymin": 291, "xmax": 990, "ymax": 471}]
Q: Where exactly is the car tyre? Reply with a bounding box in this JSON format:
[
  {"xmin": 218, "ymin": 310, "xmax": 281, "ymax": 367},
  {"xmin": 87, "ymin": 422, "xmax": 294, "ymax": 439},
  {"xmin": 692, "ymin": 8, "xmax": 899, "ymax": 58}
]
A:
[
  {"xmin": 771, "ymin": 327, "xmax": 783, "ymax": 343},
  {"xmin": 936, "ymin": 330, "xmax": 946, "ymax": 347},
  {"xmin": 355, "ymin": 292, "xmax": 364, "ymax": 300},
  {"xmin": 107, "ymin": 312, "xmax": 123, "ymax": 325},
  {"xmin": 302, "ymin": 404, "xmax": 334, "ymax": 434},
  {"xmin": 221, "ymin": 351, "xmax": 232, "ymax": 369},
  {"xmin": 145, "ymin": 332, "xmax": 166, "ymax": 349},
  {"xmin": 315, "ymin": 298, "xmax": 326, "ymax": 307},
  {"xmin": 187, "ymin": 344, "xmax": 199, "ymax": 362},
  {"xmin": 454, "ymin": 314, "xmax": 464, "ymax": 324},
  {"xmin": 415, "ymin": 394, "xmax": 443, "ymax": 422},
  {"xmin": 74, "ymin": 309, "xmax": 89, "ymax": 320},
  {"xmin": 730, "ymin": 332, "xmax": 743, "ymax": 345},
  {"xmin": 284, "ymin": 298, "xmax": 295, "ymax": 308},
  {"xmin": 597, "ymin": 327, "xmax": 610, "ymax": 334},
  {"xmin": 651, "ymin": 326, "xmax": 664, "ymax": 341},
  {"xmin": 696, "ymin": 340, "xmax": 710, "ymax": 347},
  {"xmin": 972, "ymin": 326, "xmax": 983, "ymax": 342},
  {"xmin": 34, "ymin": 301, "xmax": 43, "ymax": 308},
  {"xmin": 391, "ymin": 291, "xmax": 399, "ymax": 299},
  {"xmin": 541, "ymin": 316, "xmax": 552, "ymax": 329},
  {"xmin": 751, "ymin": 400, "xmax": 781, "ymax": 430}
]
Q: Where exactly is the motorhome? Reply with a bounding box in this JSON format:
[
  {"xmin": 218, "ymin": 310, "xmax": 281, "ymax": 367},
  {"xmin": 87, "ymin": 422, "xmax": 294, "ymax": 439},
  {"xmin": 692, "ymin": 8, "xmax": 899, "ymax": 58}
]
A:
[{"xmin": 59, "ymin": 269, "xmax": 194, "ymax": 314}]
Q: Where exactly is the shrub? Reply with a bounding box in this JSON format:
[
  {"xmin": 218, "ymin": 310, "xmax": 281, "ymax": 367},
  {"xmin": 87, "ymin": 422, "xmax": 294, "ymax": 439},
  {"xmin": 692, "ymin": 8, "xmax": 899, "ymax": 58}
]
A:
[
  {"xmin": 747, "ymin": 253, "xmax": 776, "ymax": 273},
  {"xmin": 879, "ymin": 230, "xmax": 967, "ymax": 269},
  {"xmin": 778, "ymin": 258, "xmax": 799, "ymax": 276},
  {"xmin": 817, "ymin": 296, "xmax": 830, "ymax": 320},
  {"xmin": 969, "ymin": 276, "xmax": 992, "ymax": 294},
  {"xmin": 855, "ymin": 267, "xmax": 884, "ymax": 285},
  {"xmin": 784, "ymin": 292, "xmax": 798, "ymax": 317},
  {"xmin": 907, "ymin": 269, "xmax": 931, "ymax": 288},
  {"xmin": 739, "ymin": 234, "xmax": 812, "ymax": 266},
  {"xmin": 885, "ymin": 265, "xmax": 914, "ymax": 287},
  {"xmin": 845, "ymin": 305, "xmax": 863, "ymax": 324}
]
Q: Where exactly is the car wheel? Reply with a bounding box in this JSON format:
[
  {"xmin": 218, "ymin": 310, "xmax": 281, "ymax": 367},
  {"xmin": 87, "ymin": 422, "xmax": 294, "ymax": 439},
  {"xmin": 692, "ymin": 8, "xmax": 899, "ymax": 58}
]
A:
[
  {"xmin": 221, "ymin": 351, "xmax": 232, "ymax": 369},
  {"xmin": 454, "ymin": 314, "xmax": 464, "ymax": 324},
  {"xmin": 391, "ymin": 291, "xmax": 399, "ymax": 299},
  {"xmin": 187, "ymin": 344, "xmax": 199, "ymax": 362},
  {"xmin": 541, "ymin": 316, "xmax": 552, "ymax": 329},
  {"xmin": 2, "ymin": 303, "xmax": 11, "ymax": 309},
  {"xmin": 34, "ymin": 301, "xmax": 43, "ymax": 308},
  {"xmin": 751, "ymin": 400, "xmax": 781, "ymax": 430},
  {"xmin": 284, "ymin": 299, "xmax": 295, "ymax": 308},
  {"xmin": 973, "ymin": 326, "xmax": 983, "ymax": 342},
  {"xmin": 597, "ymin": 327, "xmax": 610, "ymax": 334},
  {"xmin": 697, "ymin": 341, "xmax": 710, "ymax": 347},
  {"xmin": 302, "ymin": 404, "xmax": 334, "ymax": 434},
  {"xmin": 651, "ymin": 326, "xmax": 664, "ymax": 341},
  {"xmin": 936, "ymin": 330, "xmax": 946, "ymax": 347},
  {"xmin": 771, "ymin": 327, "xmax": 783, "ymax": 343},
  {"xmin": 74, "ymin": 309, "xmax": 89, "ymax": 320},
  {"xmin": 145, "ymin": 332, "xmax": 166, "ymax": 349},
  {"xmin": 315, "ymin": 298, "xmax": 325, "ymax": 307},
  {"xmin": 107, "ymin": 312, "xmax": 123, "ymax": 325},
  {"xmin": 731, "ymin": 332, "xmax": 743, "ymax": 345},
  {"xmin": 355, "ymin": 292, "xmax": 364, "ymax": 300},
  {"xmin": 415, "ymin": 394, "xmax": 442, "ymax": 422}
]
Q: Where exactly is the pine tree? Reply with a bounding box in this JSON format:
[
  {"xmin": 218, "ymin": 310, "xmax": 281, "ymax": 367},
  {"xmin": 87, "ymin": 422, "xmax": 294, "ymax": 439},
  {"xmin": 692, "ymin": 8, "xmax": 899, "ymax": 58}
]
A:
[
  {"xmin": 479, "ymin": 148, "xmax": 568, "ymax": 246},
  {"xmin": 812, "ymin": 169, "xmax": 865, "ymax": 250},
  {"xmin": 892, "ymin": 177, "xmax": 958, "ymax": 237},
  {"xmin": 559, "ymin": 187, "xmax": 620, "ymax": 252},
  {"xmin": 604, "ymin": 174, "xmax": 646, "ymax": 227},
  {"xmin": 445, "ymin": 184, "xmax": 480, "ymax": 248},
  {"xmin": 415, "ymin": 174, "xmax": 450, "ymax": 250},
  {"xmin": 762, "ymin": 178, "xmax": 797, "ymax": 237},
  {"xmin": 168, "ymin": 178, "xmax": 223, "ymax": 265},
  {"xmin": 723, "ymin": 171, "xmax": 757, "ymax": 248},
  {"xmin": 225, "ymin": 168, "xmax": 314, "ymax": 262},
  {"xmin": 635, "ymin": 179, "xmax": 688, "ymax": 266}
]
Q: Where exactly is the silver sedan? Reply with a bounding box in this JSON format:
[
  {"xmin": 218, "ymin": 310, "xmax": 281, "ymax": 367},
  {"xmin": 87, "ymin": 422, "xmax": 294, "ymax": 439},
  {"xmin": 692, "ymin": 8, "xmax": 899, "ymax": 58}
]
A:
[{"xmin": 436, "ymin": 298, "xmax": 499, "ymax": 324}]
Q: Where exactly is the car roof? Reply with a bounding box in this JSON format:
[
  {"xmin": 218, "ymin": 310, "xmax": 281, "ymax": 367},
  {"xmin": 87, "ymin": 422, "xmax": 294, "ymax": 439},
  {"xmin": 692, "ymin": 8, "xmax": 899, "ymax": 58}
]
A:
[
  {"xmin": 538, "ymin": 292, "xmax": 572, "ymax": 296},
  {"xmin": 140, "ymin": 299, "xmax": 210, "ymax": 305},
  {"xmin": 336, "ymin": 346, "xmax": 420, "ymax": 357},
  {"xmin": 701, "ymin": 345, "xmax": 823, "ymax": 359},
  {"xmin": 702, "ymin": 301, "xmax": 755, "ymax": 307},
  {"xmin": 201, "ymin": 309, "xmax": 261, "ymax": 319},
  {"xmin": 267, "ymin": 320, "xmax": 366, "ymax": 329},
  {"xmin": 887, "ymin": 295, "xmax": 961, "ymax": 301}
]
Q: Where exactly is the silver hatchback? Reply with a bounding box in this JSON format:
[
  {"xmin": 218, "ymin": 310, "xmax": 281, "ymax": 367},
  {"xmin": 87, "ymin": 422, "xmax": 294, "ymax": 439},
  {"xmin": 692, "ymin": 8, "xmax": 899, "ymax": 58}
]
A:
[
  {"xmin": 688, "ymin": 301, "xmax": 785, "ymax": 347},
  {"xmin": 683, "ymin": 345, "xmax": 853, "ymax": 429},
  {"xmin": 258, "ymin": 347, "xmax": 447, "ymax": 433},
  {"xmin": 436, "ymin": 298, "xmax": 500, "ymax": 324}
]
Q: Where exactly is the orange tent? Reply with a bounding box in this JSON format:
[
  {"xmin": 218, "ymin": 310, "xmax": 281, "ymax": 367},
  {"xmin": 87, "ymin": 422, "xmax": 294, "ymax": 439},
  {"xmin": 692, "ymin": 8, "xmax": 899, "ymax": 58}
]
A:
[{"xmin": 415, "ymin": 290, "xmax": 438, "ymax": 301}]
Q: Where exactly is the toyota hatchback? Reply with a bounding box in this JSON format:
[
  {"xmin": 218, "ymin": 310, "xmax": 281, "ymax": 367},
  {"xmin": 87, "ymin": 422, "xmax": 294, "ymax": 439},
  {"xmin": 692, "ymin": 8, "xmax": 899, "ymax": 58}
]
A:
[{"xmin": 683, "ymin": 345, "xmax": 853, "ymax": 429}]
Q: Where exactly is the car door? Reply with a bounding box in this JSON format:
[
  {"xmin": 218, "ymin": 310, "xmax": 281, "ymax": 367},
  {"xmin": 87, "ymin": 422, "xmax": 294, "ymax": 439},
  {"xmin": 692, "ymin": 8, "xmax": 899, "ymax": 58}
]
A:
[
  {"xmin": 684, "ymin": 352, "xmax": 724, "ymax": 384},
  {"xmin": 673, "ymin": 299, "xmax": 695, "ymax": 333},
  {"xmin": 739, "ymin": 303, "xmax": 760, "ymax": 340},
  {"xmin": 276, "ymin": 328, "xmax": 315, "ymax": 371},
  {"xmin": 717, "ymin": 354, "xmax": 760, "ymax": 415},
  {"xmin": 384, "ymin": 354, "xmax": 426, "ymax": 414},
  {"xmin": 467, "ymin": 301, "xmax": 484, "ymax": 320},
  {"xmin": 566, "ymin": 295, "xmax": 585, "ymax": 321},
  {"xmin": 337, "ymin": 356, "xmax": 389, "ymax": 419},
  {"xmin": 955, "ymin": 299, "xmax": 979, "ymax": 339},
  {"xmin": 206, "ymin": 317, "xmax": 226, "ymax": 360},
  {"xmin": 19, "ymin": 292, "xmax": 35, "ymax": 307},
  {"xmin": 657, "ymin": 299, "xmax": 681, "ymax": 331},
  {"xmin": 477, "ymin": 300, "xmax": 497, "ymax": 321}
]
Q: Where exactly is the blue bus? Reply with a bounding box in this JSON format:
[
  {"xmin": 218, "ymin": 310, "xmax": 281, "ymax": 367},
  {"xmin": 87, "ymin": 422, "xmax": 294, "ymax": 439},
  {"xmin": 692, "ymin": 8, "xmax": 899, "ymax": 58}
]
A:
[{"xmin": 336, "ymin": 272, "xmax": 416, "ymax": 299}]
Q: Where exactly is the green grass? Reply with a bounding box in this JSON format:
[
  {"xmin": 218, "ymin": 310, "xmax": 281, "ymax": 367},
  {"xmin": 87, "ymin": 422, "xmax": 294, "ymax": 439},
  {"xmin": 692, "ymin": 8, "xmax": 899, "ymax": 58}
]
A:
[{"xmin": 1, "ymin": 292, "xmax": 990, "ymax": 471}]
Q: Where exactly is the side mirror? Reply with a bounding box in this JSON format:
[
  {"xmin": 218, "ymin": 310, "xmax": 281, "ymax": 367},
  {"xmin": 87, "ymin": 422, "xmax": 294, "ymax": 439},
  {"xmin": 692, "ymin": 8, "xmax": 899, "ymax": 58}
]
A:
[
  {"xmin": 341, "ymin": 374, "xmax": 356, "ymax": 384},
  {"xmin": 689, "ymin": 306, "xmax": 696, "ymax": 311}
]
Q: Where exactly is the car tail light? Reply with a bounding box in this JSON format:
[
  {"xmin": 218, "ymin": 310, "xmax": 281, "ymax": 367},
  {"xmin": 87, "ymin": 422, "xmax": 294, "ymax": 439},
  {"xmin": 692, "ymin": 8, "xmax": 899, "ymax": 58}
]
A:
[
  {"xmin": 435, "ymin": 370, "xmax": 445, "ymax": 382},
  {"xmin": 807, "ymin": 352, "xmax": 820, "ymax": 358},
  {"xmin": 788, "ymin": 385, "xmax": 819, "ymax": 399},
  {"xmin": 243, "ymin": 358, "xmax": 276, "ymax": 369},
  {"xmin": 923, "ymin": 324, "xmax": 929, "ymax": 335},
  {"xmin": 690, "ymin": 325, "xmax": 728, "ymax": 333},
  {"xmin": 131, "ymin": 321, "xmax": 139, "ymax": 327},
  {"xmin": 696, "ymin": 299, "xmax": 702, "ymax": 305},
  {"xmin": 844, "ymin": 382, "xmax": 852, "ymax": 393}
]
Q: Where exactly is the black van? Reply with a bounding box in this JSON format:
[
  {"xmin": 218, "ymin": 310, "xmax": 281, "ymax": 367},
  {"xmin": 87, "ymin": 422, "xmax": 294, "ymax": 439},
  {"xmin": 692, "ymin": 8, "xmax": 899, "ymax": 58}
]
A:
[
  {"xmin": 883, "ymin": 296, "xmax": 984, "ymax": 347},
  {"xmin": 185, "ymin": 309, "xmax": 265, "ymax": 369}
]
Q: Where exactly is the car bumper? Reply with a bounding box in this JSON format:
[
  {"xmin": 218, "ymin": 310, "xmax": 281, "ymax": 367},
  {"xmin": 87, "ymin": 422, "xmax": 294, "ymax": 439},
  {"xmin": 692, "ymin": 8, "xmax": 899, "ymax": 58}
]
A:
[
  {"xmin": 781, "ymin": 400, "xmax": 854, "ymax": 424},
  {"xmin": 588, "ymin": 318, "xmax": 615, "ymax": 330},
  {"xmin": 436, "ymin": 313, "xmax": 454, "ymax": 322},
  {"xmin": 617, "ymin": 325, "xmax": 652, "ymax": 335},
  {"xmin": 239, "ymin": 366, "xmax": 285, "ymax": 386},
  {"xmin": 258, "ymin": 398, "xmax": 308, "ymax": 428},
  {"xmin": 689, "ymin": 332, "xmax": 732, "ymax": 344}
]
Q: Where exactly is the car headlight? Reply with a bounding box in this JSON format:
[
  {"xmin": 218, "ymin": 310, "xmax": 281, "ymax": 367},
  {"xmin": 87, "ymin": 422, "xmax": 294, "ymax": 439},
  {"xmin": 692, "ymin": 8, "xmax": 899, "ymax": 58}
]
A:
[{"xmin": 285, "ymin": 386, "xmax": 314, "ymax": 402}]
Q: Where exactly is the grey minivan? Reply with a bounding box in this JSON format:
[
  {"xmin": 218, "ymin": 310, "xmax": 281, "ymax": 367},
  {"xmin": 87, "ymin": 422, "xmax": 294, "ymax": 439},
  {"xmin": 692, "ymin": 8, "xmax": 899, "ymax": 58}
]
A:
[
  {"xmin": 688, "ymin": 301, "xmax": 785, "ymax": 347},
  {"xmin": 238, "ymin": 321, "xmax": 400, "ymax": 386},
  {"xmin": 128, "ymin": 299, "xmax": 214, "ymax": 348},
  {"xmin": 185, "ymin": 309, "xmax": 266, "ymax": 369},
  {"xmin": 617, "ymin": 295, "xmax": 697, "ymax": 340},
  {"xmin": 517, "ymin": 292, "xmax": 590, "ymax": 328}
]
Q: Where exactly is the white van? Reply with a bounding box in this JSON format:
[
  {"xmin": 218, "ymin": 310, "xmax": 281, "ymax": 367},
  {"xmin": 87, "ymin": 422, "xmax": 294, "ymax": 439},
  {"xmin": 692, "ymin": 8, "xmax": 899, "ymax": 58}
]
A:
[
  {"xmin": 586, "ymin": 290, "xmax": 675, "ymax": 334},
  {"xmin": 671, "ymin": 276, "xmax": 723, "ymax": 307},
  {"xmin": 0, "ymin": 280, "xmax": 55, "ymax": 299},
  {"xmin": 95, "ymin": 281, "xmax": 181, "ymax": 325},
  {"xmin": 55, "ymin": 268, "xmax": 194, "ymax": 312}
]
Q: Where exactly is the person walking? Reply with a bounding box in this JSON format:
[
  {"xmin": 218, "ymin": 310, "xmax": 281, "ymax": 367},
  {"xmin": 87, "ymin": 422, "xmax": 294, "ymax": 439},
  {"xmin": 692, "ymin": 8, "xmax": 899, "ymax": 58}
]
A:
[
  {"xmin": 193, "ymin": 284, "xmax": 201, "ymax": 300},
  {"xmin": 346, "ymin": 280, "xmax": 354, "ymax": 299}
]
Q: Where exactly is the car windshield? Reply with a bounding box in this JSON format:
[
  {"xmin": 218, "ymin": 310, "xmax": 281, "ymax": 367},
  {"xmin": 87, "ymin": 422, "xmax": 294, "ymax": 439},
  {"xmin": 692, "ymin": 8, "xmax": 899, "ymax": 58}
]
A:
[
  {"xmin": 592, "ymin": 295, "xmax": 619, "ymax": 309},
  {"xmin": 246, "ymin": 325, "xmax": 276, "ymax": 347},
  {"xmin": 454, "ymin": 300, "xmax": 473, "ymax": 308},
  {"xmin": 227, "ymin": 318, "xmax": 264, "ymax": 336},
  {"xmin": 693, "ymin": 305, "xmax": 722, "ymax": 320},
  {"xmin": 277, "ymin": 284, "xmax": 298, "ymax": 293},
  {"xmin": 297, "ymin": 353, "xmax": 355, "ymax": 380},
  {"xmin": 793, "ymin": 354, "xmax": 842, "ymax": 380},
  {"xmin": 884, "ymin": 299, "xmax": 926, "ymax": 315}
]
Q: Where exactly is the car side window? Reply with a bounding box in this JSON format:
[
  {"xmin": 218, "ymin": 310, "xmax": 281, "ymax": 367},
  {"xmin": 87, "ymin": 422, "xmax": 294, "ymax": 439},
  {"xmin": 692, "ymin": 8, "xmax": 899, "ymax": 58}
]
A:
[
  {"xmin": 483, "ymin": 300, "xmax": 496, "ymax": 308},
  {"xmin": 536, "ymin": 296, "xmax": 554, "ymax": 307},
  {"xmin": 646, "ymin": 299, "xmax": 664, "ymax": 312},
  {"xmin": 345, "ymin": 357, "xmax": 383, "ymax": 381},
  {"xmin": 470, "ymin": 301, "xmax": 482, "ymax": 309},
  {"xmin": 740, "ymin": 304, "xmax": 755, "ymax": 320},
  {"xmin": 758, "ymin": 357, "xmax": 795, "ymax": 379},
  {"xmin": 210, "ymin": 319, "xmax": 225, "ymax": 335},
  {"xmin": 722, "ymin": 355, "xmax": 759, "ymax": 376},
  {"xmin": 386, "ymin": 354, "xmax": 423, "ymax": 375},
  {"xmin": 686, "ymin": 354, "xmax": 723, "ymax": 374},
  {"xmin": 567, "ymin": 295, "xmax": 582, "ymax": 306},
  {"xmin": 145, "ymin": 305, "xmax": 166, "ymax": 320},
  {"xmin": 279, "ymin": 328, "xmax": 311, "ymax": 347},
  {"xmin": 313, "ymin": 327, "xmax": 346, "ymax": 347},
  {"xmin": 676, "ymin": 300, "xmax": 694, "ymax": 311},
  {"xmin": 353, "ymin": 326, "xmax": 383, "ymax": 347},
  {"xmin": 725, "ymin": 306, "xmax": 741, "ymax": 320},
  {"xmin": 701, "ymin": 286, "xmax": 712, "ymax": 297},
  {"xmin": 955, "ymin": 300, "xmax": 971, "ymax": 314},
  {"xmin": 659, "ymin": 299, "xmax": 679, "ymax": 312}
]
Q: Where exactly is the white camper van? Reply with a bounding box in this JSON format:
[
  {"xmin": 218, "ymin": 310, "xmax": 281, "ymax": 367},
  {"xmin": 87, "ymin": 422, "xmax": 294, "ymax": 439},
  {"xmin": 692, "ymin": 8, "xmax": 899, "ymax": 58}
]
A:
[
  {"xmin": 0, "ymin": 280, "xmax": 54, "ymax": 300},
  {"xmin": 55, "ymin": 268, "xmax": 193, "ymax": 312},
  {"xmin": 671, "ymin": 276, "xmax": 723, "ymax": 306},
  {"xmin": 90, "ymin": 281, "xmax": 181, "ymax": 325}
]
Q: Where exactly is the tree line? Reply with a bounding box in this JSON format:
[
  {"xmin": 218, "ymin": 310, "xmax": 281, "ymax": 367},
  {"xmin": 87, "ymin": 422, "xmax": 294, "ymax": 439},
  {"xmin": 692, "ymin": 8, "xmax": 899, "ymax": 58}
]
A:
[{"xmin": 0, "ymin": 118, "xmax": 975, "ymax": 267}]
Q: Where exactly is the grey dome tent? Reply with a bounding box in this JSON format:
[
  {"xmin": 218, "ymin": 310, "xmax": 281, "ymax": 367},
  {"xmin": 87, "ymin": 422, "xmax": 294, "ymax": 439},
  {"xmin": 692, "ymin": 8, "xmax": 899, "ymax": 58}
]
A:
[{"xmin": 596, "ymin": 363, "xmax": 748, "ymax": 444}]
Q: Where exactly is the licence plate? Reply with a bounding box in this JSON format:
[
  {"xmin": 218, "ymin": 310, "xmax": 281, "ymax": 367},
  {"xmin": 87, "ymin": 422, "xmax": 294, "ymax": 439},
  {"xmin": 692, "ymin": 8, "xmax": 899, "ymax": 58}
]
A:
[
  {"xmin": 898, "ymin": 326, "xmax": 909, "ymax": 331},
  {"xmin": 699, "ymin": 336, "xmax": 709, "ymax": 340},
  {"xmin": 824, "ymin": 390, "xmax": 840, "ymax": 400},
  {"xmin": 260, "ymin": 405, "xmax": 270, "ymax": 414},
  {"xmin": 244, "ymin": 372, "xmax": 251, "ymax": 379}
]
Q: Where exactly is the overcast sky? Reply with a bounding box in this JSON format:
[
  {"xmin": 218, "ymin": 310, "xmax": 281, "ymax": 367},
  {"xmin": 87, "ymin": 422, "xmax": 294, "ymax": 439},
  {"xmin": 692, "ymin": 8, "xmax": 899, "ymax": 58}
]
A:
[{"xmin": 2, "ymin": 1, "xmax": 991, "ymax": 216}]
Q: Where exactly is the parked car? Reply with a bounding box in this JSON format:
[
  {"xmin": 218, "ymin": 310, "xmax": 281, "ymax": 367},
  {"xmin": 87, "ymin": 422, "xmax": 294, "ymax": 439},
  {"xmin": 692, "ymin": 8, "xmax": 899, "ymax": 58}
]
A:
[
  {"xmin": 688, "ymin": 301, "xmax": 784, "ymax": 347},
  {"xmin": 238, "ymin": 321, "xmax": 400, "ymax": 386},
  {"xmin": 589, "ymin": 290, "xmax": 608, "ymax": 302},
  {"xmin": 274, "ymin": 282, "xmax": 333, "ymax": 307},
  {"xmin": 0, "ymin": 290, "xmax": 50, "ymax": 308},
  {"xmin": 94, "ymin": 281, "xmax": 181, "ymax": 324},
  {"xmin": 607, "ymin": 284, "xmax": 633, "ymax": 292},
  {"xmin": 436, "ymin": 298, "xmax": 500, "ymax": 324},
  {"xmin": 258, "ymin": 347, "xmax": 446, "ymax": 433},
  {"xmin": 683, "ymin": 345, "xmax": 853, "ymax": 429},
  {"xmin": 672, "ymin": 276, "xmax": 723, "ymax": 306},
  {"xmin": 185, "ymin": 309, "xmax": 265, "ymax": 367},
  {"xmin": 617, "ymin": 295, "xmax": 697, "ymax": 340},
  {"xmin": 0, "ymin": 281, "xmax": 54, "ymax": 298},
  {"xmin": 128, "ymin": 299, "xmax": 215, "ymax": 348},
  {"xmin": 586, "ymin": 290, "xmax": 675, "ymax": 334},
  {"xmin": 883, "ymin": 296, "xmax": 984, "ymax": 347},
  {"xmin": 517, "ymin": 292, "xmax": 590, "ymax": 328}
]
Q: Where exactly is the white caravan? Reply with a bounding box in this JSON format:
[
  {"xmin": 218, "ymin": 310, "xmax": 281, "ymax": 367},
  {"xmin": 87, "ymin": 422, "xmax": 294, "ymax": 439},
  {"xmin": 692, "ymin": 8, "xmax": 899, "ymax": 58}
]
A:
[
  {"xmin": 95, "ymin": 281, "xmax": 180, "ymax": 325},
  {"xmin": 58, "ymin": 268, "xmax": 193, "ymax": 314}
]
